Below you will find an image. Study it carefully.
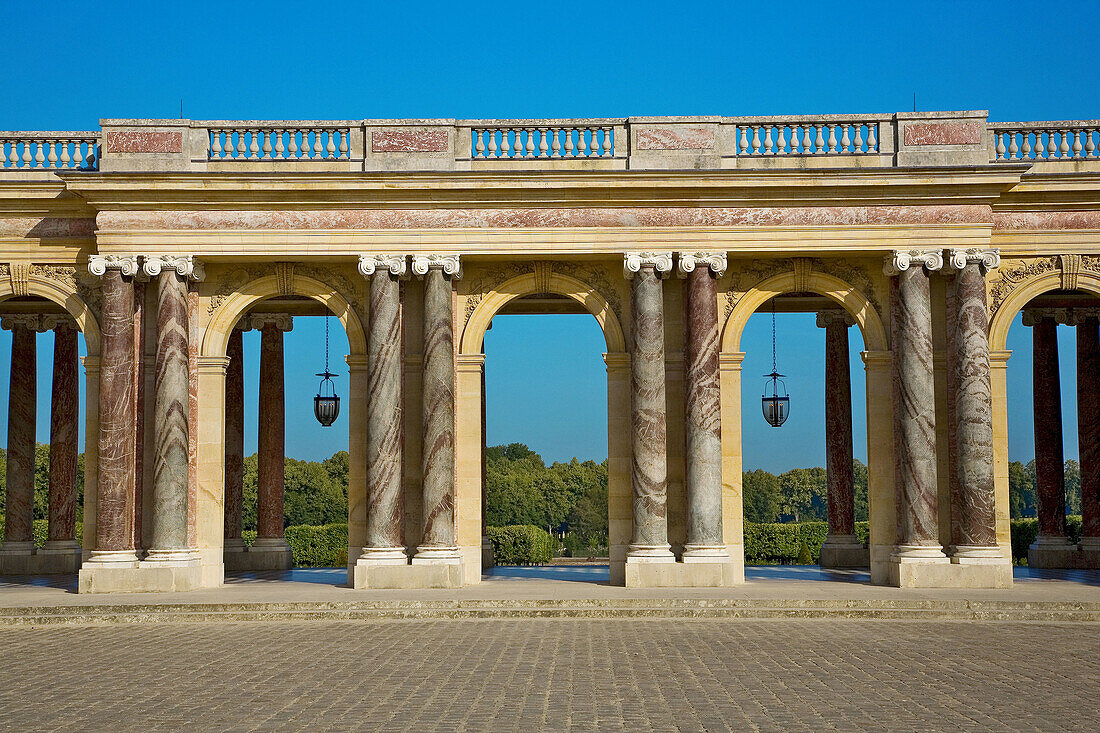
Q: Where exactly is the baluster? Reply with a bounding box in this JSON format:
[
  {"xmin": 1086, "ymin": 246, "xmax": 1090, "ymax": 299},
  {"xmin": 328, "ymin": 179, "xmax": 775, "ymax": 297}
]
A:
[
  {"xmin": 313, "ymin": 130, "xmax": 324, "ymax": 158},
  {"xmin": 274, "ymin": 129, "xmax": 285, "ymax": 158},
  {"xmin": 854, "ymin": 124, "xmax": 864, "ymax": 153},
  {"xmin": 288, "ymin": 130, "xmax": 299, "ymax": 159},
  {"xmin": 211, "ymin": 130, "xmax": 222, "ymax": 158},
  {"xmin": 1022, "ymin": 131, "xmax": 1032, "ymax": 159},
  {"xmin": 751, "ymin": 126, "xmax": 761, "ymax": 154},
  {"xmin": 603, "ymin": 126, "xmax": 614, "ymax": 156},
  {"xmin": 60, "ymin": 139, "xmax": 71, "ymax": 168},
  {"xmin": 326, "ymin": 130, "xmax": 336, "ymax": 158},
  {"xmin": 262, "ymin": 130, "xmax": 273, "ymax": 159},
  {"xmin": 761, "ymin": 126, "xmax": 772, "ymax": 155},
  {"xmin": 841, "ymin": 125, "xmax": 851, "ymax": 153},
  {"xmin": 46, "ymin": 140, "xmax": 57, "ymax": 168},
  {"xmin": 339, "ymin": 129, "xmax": 349, "ymax": 159},
  {"xmin": 1086, "ymin": 129, "xmax": 1096, "ymax": 158},
  {"xmin": 474, "ymin": 129, "xmax": 485, "ymax": 158},
  {"xmin": 739, "ymin": 127, "xmax": 749, "ymax": 155},
  {"xmin": 777, "ymin": 126, "xmax": 788, "ymax": 154},
  {"xmin": 995, "ymin": 132, "xmax": 1006, "ymax": 160},
  {"xmin": 800, "ymin": 126, "xmax": 811, "ymax": 154},
  {"xmin": 7, "ymin": 140, "xmax": 17, "ymax": 167},
  {"xmin": 232, "ymin": 130, "xmax": 243, "ymax": 159},
  {"xmin": 868, "ymin": 123, "xmax": 878, "ymax": 152},
  {"xmin": 488, "ymin": 129, "xmax": 498, "ymax": 158},
  {"xmin": 1060, "ymin": 129, "xmax": 1070, "ymax": 158},
  {"xmin": 246, "ymin": 130, "xmax": 257, "ymax": 159},
  {"xmin": 538, "ymin": 128, "xmax": 548, "ymax": 158},
  {"xmin": 787, "ymin": 125, "xmax": 799, "ymax": 153},
  {"xmin": 578, "ymin": 129, "xmax": 588, "ymax": 157},
  {"xmin": 827, "ymin": 125, "xmax": 838, "ymax": 153},
  {"xmin": 22, "ymin": 139, "xmax": 32, "ymax": 167},
  {"xmin": 522, "ymin": 128, "xmax": 532, "ymax": 158},
  {"xmin": 501, "ymin": 129, "xmax": 511, "ymax": 158},
  {"xmin": 814, "ymin": 125, "xmax": 824, "ymax": 154},
  {"xmin": 33, "ymin": 141, "xmax": 44, "ymax": 168},
  {"xmin": 587, "ymin": 128, "xmax": 598, "ymax": 156},
  {"xmin": 565, "ymin": 128, "xmax": 574, "ymax": 157},
  {"xmin": 1047, "ymin": 129, "xmax": 1058, "ymax": 158},
  {"xmin": 1072, "ymin": 130, "xmax": 1083, "ymax": 158},
  {"xmin": 551, "ymin": 128, "xmax": 561, "ymax": 157},
  {"xmin": 1007, "ymin": 131, "xmax": 1018, "ymax": 159}
]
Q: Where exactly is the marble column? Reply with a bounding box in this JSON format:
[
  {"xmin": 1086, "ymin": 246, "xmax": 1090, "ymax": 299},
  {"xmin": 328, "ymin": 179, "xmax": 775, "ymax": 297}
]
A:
[
  {"xmin": 1023, "ymin": 309, "xmax": 1070, "ymax": 546},
  {"xmin": 412, "ymin": 255, "xmax": 461, "ymax": 563},
  {"xmin": 359, "ymin": 255, "xmax": 407, "ymax": 564},
  {"xmin": 624, "ymin": 252, "xmax": 674, "ymax": 561},
  {"xmin": 0, "ymin": 315, "xmax": 40, "ymax": 556},
  {"xmin": 678, "ymin": 253, "xmax": 728, "ymax": 561},
  {"xmin": 87, "ymin": 256, "xmax": 139, "ymax": 564},
  {"xmin": 1077, "ymin": 312, "xmax": 1100, "ymax": 552},
  {"xmin": 223, "ymin": 327, "xmax": 245, "ymax": 551},
  {"xmin": 43, "ymin": 317, "xmax": 80, "ymax": 551},
  {"xmin": 254, "ymin": 313, "xmax": 292, "ymax": 560},
  {"xmin": 887, "ymin": 251, "xmax": 947, "ymax": 562},
  {"xmin": 947, "ymin": 249, "xmax": 1001, "ymax": 562},
  {"xmin": 143, "ymin": 256, "xmax": 201, "ymax": 564}
]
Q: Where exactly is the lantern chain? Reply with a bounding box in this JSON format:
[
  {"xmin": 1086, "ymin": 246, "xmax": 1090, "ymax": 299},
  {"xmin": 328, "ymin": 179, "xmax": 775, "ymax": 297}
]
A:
[{"xmin": 771, "ymin": 296, "xmax": 777, "ymax": 375}]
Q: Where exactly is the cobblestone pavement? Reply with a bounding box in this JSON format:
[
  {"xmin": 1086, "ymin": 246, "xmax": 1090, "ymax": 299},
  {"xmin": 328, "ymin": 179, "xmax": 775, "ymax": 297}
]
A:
[{"xmin": 1, "ymin": 619, "xmax": 1096, "ymax": 732}]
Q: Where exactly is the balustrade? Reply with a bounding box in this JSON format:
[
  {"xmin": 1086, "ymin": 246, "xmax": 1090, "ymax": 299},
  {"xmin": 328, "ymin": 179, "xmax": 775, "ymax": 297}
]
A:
[
  {"xmin": 1, "ymin": 134, "xmax": 99, "ymax": 170},
  {"xmin": 471, "ymin": 124, "xmax": 615, "ymax": 159},
  {"xmin": 207, "ymin": 125, "xmax": 352, "ymax": 160},
  {"xmin": 992, "ymin": 123, "xmax": 1100, "ymax": 161},
  {"xmin": 730, "ymin": 119, "xmax": 880, "ymax": 155}
]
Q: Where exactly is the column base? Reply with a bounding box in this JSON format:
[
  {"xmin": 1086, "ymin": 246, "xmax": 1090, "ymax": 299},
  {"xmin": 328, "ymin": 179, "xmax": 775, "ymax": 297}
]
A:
[
  {"xmin": 222, "ymin": 538, "xmax": 248, "ymax": 571},
  {"xmin": 353, "ymin": 557, "xmax": 464, "ymax": 589},
  {"xmin": 233, "ymin": 537, "xmax": 294, "ymax": 571},
  {"xmin": 0, "ymin": 542, "xmax": 35, "ymax": 574},
  {"xmin": 357, "ymin": 547, "xmax": 408, "ymax": 565},
  {"xmin": 887, "ymin": 544, "xmax": 1010, "ymax": 587},
  {"xmin": 142, "ymin": 548, "xmax": 202, "ymax": 567},
  {"xmin": 33, "ymin": 541, "xmax": 82, "ymax": 574},
  {"xmin": 1028, "ymin": 536, "xmax": 1078, "ymax": 569},
  {"xmin": 482, "ymin": 536, "xmax": 496, "ymax": 570},
  {"xmin": 626, "ymin": 544, "xmax": 675, "ymax": 561},
  {"xmin": 819, "ymin": 535, "xmax": 869, "ymax": 568},
  {"xmin": 412, "ymin": 546, "xmax": 463, "ymax": 564},
  {"xmin": 78, "ymin": 563, "xmax": 204, "ymax": 593},
  {"xmin": 625, "ymin": 557, "xmax": 739, "ymax": 588},
  {"xmin": 681, "ymin": 545, "xmax": 731, "ymax": 563}
]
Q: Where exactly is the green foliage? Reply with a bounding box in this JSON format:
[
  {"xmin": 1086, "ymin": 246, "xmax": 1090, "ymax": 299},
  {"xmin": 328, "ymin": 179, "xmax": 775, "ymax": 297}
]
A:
[
  {"xmin": 742, "ymin": 469, "xmax": 781, "ymax": 523},
  {"xmin": 0, "ymin": 444, "xmax": 85, "ymax": 522},
  {"xmin": 1009, "ymin": 516, "xmax": 1082, "ymax": 562},
  {"xmin": 486, "ymin": 524, "xmax": 552, "ymax": 565},
  {"xmin": 796, "ymin": 540, "xmax": 813, "ymax": 565},
  {"xmin": 284, "ymin": 523, "xmax": 348, "ymax": 568},
  {"xmin": 743, "ymin": 521, "xmax": 831, "ymax": 563},
  {"xmin": 238, "ymin": 453, "xmax": 349, "ymax": 530},
  {"xmin": 743, "ymin": 460, "xmax": 868, "ymax": 524}
]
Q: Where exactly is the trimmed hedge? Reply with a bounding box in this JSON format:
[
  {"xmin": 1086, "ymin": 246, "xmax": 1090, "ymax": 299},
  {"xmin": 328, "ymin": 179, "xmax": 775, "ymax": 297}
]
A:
[
  {"xmin": 743, "ymin": 521, "xmax": 871, "ymax": 564},
  {"xmin": 487, "ymin": 524, "xmax": 552, "ymax": 565},
  {"xmin": 241, "ymin": 524, "xmax": 348, "ymax": 567},
  {"xmin": 1010, "ymin": 516, "xmax": 1081, "ymax": 563}
]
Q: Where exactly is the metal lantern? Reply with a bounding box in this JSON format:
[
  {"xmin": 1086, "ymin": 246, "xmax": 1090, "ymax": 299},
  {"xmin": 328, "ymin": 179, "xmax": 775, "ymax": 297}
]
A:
[
  {"xmin": 313, "ymin": 317, "xmax": 340, "ymax": 427},
  {"xmin": 761, "ymin": 297, "xmax": 790, "ymax": 428}
]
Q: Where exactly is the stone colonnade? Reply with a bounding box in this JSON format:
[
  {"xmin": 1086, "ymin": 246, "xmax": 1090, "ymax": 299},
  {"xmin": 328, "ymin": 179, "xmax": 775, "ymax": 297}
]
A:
[{"xmin": 1022, "ymin": 306, "xmax": 1100, "ymax": 567}]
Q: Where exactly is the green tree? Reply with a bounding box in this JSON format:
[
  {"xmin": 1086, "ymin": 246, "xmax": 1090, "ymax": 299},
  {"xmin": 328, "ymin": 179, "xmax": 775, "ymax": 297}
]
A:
[
  {"xmin": 778, "ymin": 467, "xmax": 827, "ymax": 522},
  {"xmin": 1008, "ymin": 460, "xmax": 1035, "ymax": 518},
  {"xmin": 742, "ymin": 469, "xmax": 780, "ymax": 523},
  {"xmin": 1064, "ymin": 459, "xmax": 1081, "ymax": 515},
  {"xmin": 852, "ymin": 458, "xmax": 869, "ymax": 522}
]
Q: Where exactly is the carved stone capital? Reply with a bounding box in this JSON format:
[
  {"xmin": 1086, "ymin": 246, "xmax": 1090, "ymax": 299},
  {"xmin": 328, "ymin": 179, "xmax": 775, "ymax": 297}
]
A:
[
  {"xmin": 39, "ymin": 314, "xmax": 78, "ymax": 332},
  {"xmin": 676, "ymin": 252, "xmax": 727, "ymax": 277},
  {"xmin": 884, "ymin": 249, "xmax": 944, "ymax": 276},
  {"xmin": 141, "ymin": 255, "xmax": 205, "ymax": 281},
  {"xmin": 1064, "ymin": 307, "xmax": 1100, "ymax": 326},
  {"xmin": 624, "ymin": 252, "xmax": 673, "ymax": 279},
  {"xmin": 0, "ymin": 314, "xmax": 49, "ymax": 332},
  {"xmin": 87, "ymin": 255, "xmax": 139, "ymax": 278},
  {"xmin": 247, "ymin": 313, "xmax": 294, "ymax": 332},
  {"xmin": 816, "ymin": 310, "xmax": 855, "ymax": 329},
  {"xmin": 947, "ymin": 248, "xmax": 1000, "ymax": 272},
  {"xmin": 1022, "ymin": 307, "xmax": 1070, "ymax": 327},
  {"xmin": 358, "ymin": 254, "xmax": 408, "ymax": 279},
  {"xmin": 411, "ymin": 254, "xmax": 461, "ymax": 279}
]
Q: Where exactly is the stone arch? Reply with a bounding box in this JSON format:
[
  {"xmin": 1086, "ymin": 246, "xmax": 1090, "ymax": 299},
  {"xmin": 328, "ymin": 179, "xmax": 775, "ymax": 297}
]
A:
[
  {"xmin": 460, "ymin": 271, "xmax": 626, "ymax": 354},
  {"xmin": 201, "ymin": 274, "xmax": 365, "ymax": 357},
  {"xmin": 0, "ymin": 274, "xmax": 101, "ymax": 354},
  {"xmin": 721, "ymin": 271, "xmax": 888, "ymax": 353},
  {"xmin": 989, "ymin": 270, "xmax": 1100, "ymax": 351}
]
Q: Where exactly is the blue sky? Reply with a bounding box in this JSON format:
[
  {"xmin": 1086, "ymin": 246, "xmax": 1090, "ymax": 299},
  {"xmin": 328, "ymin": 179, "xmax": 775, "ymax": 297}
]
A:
[{"xmin": 1, "ymin": 0, "xmax": 1097, "ymax": 469}]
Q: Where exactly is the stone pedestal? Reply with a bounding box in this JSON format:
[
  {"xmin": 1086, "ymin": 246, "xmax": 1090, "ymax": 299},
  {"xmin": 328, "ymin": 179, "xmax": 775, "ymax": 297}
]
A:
[{"xmin": 820, "ymin": 536, "xmax": 870, "ymax": 568}]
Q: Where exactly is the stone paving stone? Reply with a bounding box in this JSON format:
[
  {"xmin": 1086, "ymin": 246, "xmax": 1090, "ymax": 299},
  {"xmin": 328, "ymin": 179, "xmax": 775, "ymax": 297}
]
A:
[{"xmin": 0, "ymin": 619, "xmax": 1097, "ymax": 732}]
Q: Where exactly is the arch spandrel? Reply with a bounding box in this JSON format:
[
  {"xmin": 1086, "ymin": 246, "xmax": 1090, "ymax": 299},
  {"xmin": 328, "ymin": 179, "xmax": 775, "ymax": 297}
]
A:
[
  {"xmin": 0, "ymin": 273, "xmax": 102, "ymax": 354},
  {"xmin": 201, "ymin": 274, "xmax": 366, "ymax": 357},
  {"xmin": 460, "ymin": 271, "xmax": 626, "ymax": 354},
  {"xmin": 988, "ymin": 269, "xmax": 1100, "ymax": 353}
]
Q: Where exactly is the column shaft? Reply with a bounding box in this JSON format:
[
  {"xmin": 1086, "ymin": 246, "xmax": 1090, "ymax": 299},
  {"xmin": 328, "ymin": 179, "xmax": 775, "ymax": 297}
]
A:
[
  {"xmin": 1033, "ymin": 316, "xmax": 1066, "ymax": 539},
  {"xmin": 365, "ymin": 270, "xmax": 405, "ymax": 555},
  {"xmin": 47, "ymin": 323, "xmax": 79, "ymax": 544},
  {"xmin": 1077, "ymin": 317, "xmax": 1100, "ymax": 541},
  {"xmin": 823, "ymin": 317, "xmax": 855, "ymax": 538},
  {"xmin": 257, "ymin": 324, "xmax": 285, "ymax": 539},
  {"xmin": 3, "ymin": 325, "xmax": 37, "ymax": 548},
  {"xmin": 629, "ymin": 267, "xmax": 670, "ymax": 555},
  {"xmin": 418, "ymin": 268, "xmax": 456, "ymax": 552},
  {"xmin": 224, "ymin": 328, "xmax": 244, "ymax": 541},
  {"xmin": 148, "ymin": 270, "xmax": 191, "ymax": 556},
  {"xmin": 682, "ymin": 267, "xmax": 723, "ymax": 554}
]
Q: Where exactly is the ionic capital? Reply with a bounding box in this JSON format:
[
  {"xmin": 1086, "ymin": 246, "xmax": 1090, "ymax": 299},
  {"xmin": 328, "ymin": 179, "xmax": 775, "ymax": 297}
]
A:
[
  {"xmin": 1021, "ymin": 307, "xmax": 1070, "ymax": 327},
  {"xmin": 87, "ymin": 255, "xmax": 139, "ymax": 278},
  {"xmin": 142, "ymin": 255, "xmax": 205, "ymax": 281},
  {"xmin": 947, "ymin": 248, "xmax": 1000, "ymax": 272},
  {"xmin": 358, "ymin": 254, "xmax": 408, "ymax": 279},
  {"xmin": 816, "ymin": 310, "xmax": 855, "ymax": 329},
  {"xmin": 676, "ymin": 252, "xmax": 727, "ymax": 277},
  {"xmin": 0, "ymin": 314, "xmax": 48, "ymax": 332},
  {"xmin": 247, "ymin": 313, "xmax": 294, "ymax": 332},
  {"xmin": 624, "ymin": 252, "xmax": 673, "ymax": 279},
  {"xmin": 411, "ymin": 254, "xmax": 461, "ymax": 279},
  {"xmin": 1065, "ymin": 307, "xmax": 1100, "ymax": 326},
  {"xmin": 884, "ymin": 250, "xmax": 944, "ymax": 276},
  {"xmin": 39, "ymin": 314, "xmax": 78, "ymax": 332}
]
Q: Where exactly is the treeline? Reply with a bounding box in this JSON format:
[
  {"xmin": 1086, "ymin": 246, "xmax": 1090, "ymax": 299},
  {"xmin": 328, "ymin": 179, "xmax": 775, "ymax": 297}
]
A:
[
  {"xmin": 743, "ymin": 462, "xmax": 869, "ymax": 524},
  {"xmin": 1008, "ymin": 459, "xmax": 1081, "ymax": 518}
]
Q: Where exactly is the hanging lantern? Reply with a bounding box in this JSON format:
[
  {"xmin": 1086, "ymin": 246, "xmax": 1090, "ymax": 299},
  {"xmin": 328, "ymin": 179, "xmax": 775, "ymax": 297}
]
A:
[
  {"xmin": 761, "ymin": 297, "xmax": 790, "ymax": 428},
  {"xmin": 314, "ymin": 316, "xmax": 340, "ymax": 427}
]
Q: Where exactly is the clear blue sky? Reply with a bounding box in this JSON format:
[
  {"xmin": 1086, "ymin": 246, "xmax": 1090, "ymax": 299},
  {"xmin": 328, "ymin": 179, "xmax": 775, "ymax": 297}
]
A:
[{"xmin": 0, "ymin": 0, "xmax": 1097, "ymax": 469}]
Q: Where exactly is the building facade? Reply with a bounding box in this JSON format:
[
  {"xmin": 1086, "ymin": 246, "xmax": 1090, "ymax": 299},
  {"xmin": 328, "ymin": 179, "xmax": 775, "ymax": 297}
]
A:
[{"xmin": 0, "ymin": 111, "xmax": 1097, "ymax": 592}]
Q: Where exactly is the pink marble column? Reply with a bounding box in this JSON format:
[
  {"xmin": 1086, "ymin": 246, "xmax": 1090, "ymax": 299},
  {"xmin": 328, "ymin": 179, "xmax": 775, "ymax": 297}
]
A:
[
  {"xmin": 256, "ymin": 316, "xmax": 290, "ymax": 541},
  {"xmin": 819, "ymin": 311, "xmax": 856, "ymax": 540},
  {"xmin": 46, "ymin": 319, "xmax": 79, "ymax": 546},
  {"xmin": 1028, "ymin": 312, "xmax": 1067, "ymax": 541},
  {"xmin": 1, "ymin": 316, "xmax": 39, "ymax": 552},
  {"xmin": 1075, "ymin": 314, "xmax": 1100, "ymax": 545},
  {"xmin": 224, "ymin": 328, "xmax": 244, "ymax": 543},
  {"xmin": 132, "ymin": 280, "xmax": 145, "ymax": 553}
]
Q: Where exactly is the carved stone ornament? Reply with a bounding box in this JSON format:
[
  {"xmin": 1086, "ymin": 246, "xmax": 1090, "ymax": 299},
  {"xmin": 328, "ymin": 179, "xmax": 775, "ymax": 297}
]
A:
[
  {"xmin": 358, "ymin": 254, "xmax": 408, "ymax": 278},
  {"xmin": 39, "ymin": 314, "xmax": 77, "ymax": 331},
  {"xmin": 411, "ymin": 254, "xmax": 462, "ymax": 279},
  {"xmin": 815, "ymin": 310, "xmax": 855, "ymax": 328},
  {"xmin": 676, "ymin": 252, "xmax": 727, "ymax": 277},
  {"xmin": 88, "ymin": 255, "xmax": 139, "ymax": 277},
  {"xmin": 141, "ymin": 255, "xmax": 205, "ymax": 281},
  {"xmin": 624, "ymin": 252, "xmax": 673, "ymax": 279},
  {"xmin": 247, "ymin": 313, "xmax": 293, "ymax": 332},
  {"xmin": 0, "ymin": 314, "xmax": 50, "ymax": 332},
  {"xmin": 947, "ymin": 248, "xmax": 1001, "ymax": 272},
  {"xmin": 884, "ymin": 249, "xmax": 944, "ymax": 275}
]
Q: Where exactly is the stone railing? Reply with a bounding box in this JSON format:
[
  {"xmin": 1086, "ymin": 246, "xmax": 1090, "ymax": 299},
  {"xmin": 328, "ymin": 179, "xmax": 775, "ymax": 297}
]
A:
[
  {"xmin": 991, "ymin": 121, "xmax": 1100, "ymax": 161},
  {"xmin": 205, "ymin": 122, "xmax": 356, "ymax": 161},
  {"xmin": 463, "ymin": 120, "xmax": 622, "ymax": 160},
  {"xmin": 725, "ymin": 116, "xmax": 886, "ymax": 156},
  {"xmin": 1, "ymin": 133, "xmax": 100, "ymax": 170}
]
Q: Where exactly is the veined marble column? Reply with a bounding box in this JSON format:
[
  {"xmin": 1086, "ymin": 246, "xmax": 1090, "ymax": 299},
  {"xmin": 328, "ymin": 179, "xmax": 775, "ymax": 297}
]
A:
[
  {"xmin": 253, "ymin": 313, "xmax": 293, "ymax": 565},
  {"xmin": 887, "ymin": 250, "xmax": 948, "ymax": 563},
  {"xmin": 1023, "ymin": 309, "xmax": 1070, "ymax": 548},
  {"xmin": 86, "ymin": 255, "xmax": 140, "ymax": 565},
  {"xmin": 1077, "ymin": 311, "xmax": 1100, "ymax": 552},
  {"xmin": 43, "ymin": 317, "xmax": 80, "ymax": 551},
  {"xmin": 947, "ymin": 249, "xmax": 1002, "ymax": 562},
  {"xmin": 359, "ymin": 255, "xmax": 407, "ymax": 564},
  {"xmin": 412, "ymin": 255, "xmax": 461, "ymax": 563},
  {"xmin": 143, "ymin": 256, "xmax": 203, "ymax": 565},
  {"xmin": 0, "ymin": 315, "xmax": 41, "ymax": 557},
  {"xmin": 678, "ymin": 252, "xmax": 728, "ymax": 561},
  {"xmin": 624, "ymin": 252, "xmax": 674, "ymax": 561},
  {"xmin": 224, "ymin": 327, "xmax": 245, "ymax": 551}
]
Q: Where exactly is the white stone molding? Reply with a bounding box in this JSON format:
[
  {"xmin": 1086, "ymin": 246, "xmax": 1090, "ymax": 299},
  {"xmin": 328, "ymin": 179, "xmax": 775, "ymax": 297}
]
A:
[
  {"xmin": 884, "ymin": 249, "xmax": 944, "ymax": 275},
  {"xmin": 815, "ymin": 310, "xmax": 855, "ymax": 328},
  {"xmin": 87, "ymin": 254, "xmax": 139, "ymax": 278},
  {"xmin": 0, "ymin": 314, "xmax": 49, "ymax": 332},
  {"xmin": 676, "ymin": 251, "xmax": 727, "ymax": 277},
  {"xmin": 247, "ymin": 312, "xmax": 294, "ymax": 332},
  {"xmin": 947, "ymin": 248, "xmax": 1001, "ymax": 272},
  {"xmin": 411, "ymin": 254, "xmax": 462, "ymax": 279},
  {"xmin": 141, "ymin": 255, "xmax": 205, "ymax": 281},
  {"xmin": 1024, "ymin": 306, "xmax": 1100, "ymax": 327},
  {"xmin": 624, "ymin": 251, "xmax": 674, "ymax": 279},
  {"xmin": 358, "ymin": 254, "xmax": 408, "ymax": 278}
]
